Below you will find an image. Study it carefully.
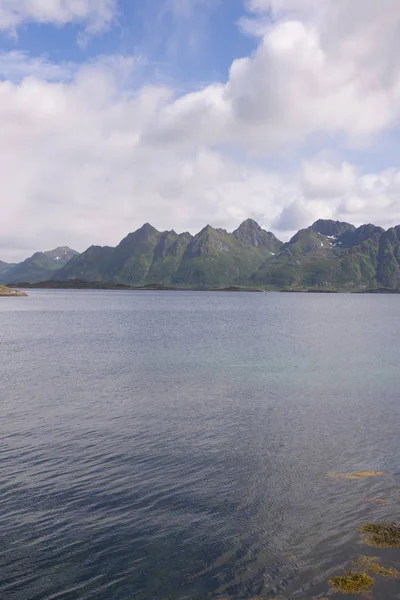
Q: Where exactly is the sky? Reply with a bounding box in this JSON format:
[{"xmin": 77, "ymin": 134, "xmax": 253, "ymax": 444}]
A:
[{"xmin": 1, "ymin": 0, "xmax": 400, "ymax": 261}]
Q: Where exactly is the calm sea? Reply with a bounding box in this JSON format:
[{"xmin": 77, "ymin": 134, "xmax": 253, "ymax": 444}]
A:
[{"xmin": 0, "ymin": 290, "xmax": 399, "ymax": 600}]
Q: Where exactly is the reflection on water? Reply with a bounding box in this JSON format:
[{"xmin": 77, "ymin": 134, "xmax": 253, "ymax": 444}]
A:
[{"xmin": 0, "ymin": 290, "xmax": 399, "ymax": 599}]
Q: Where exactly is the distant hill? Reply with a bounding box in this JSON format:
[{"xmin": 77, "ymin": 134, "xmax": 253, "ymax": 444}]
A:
[
  {"xmin": 0, "ymin": 246, "xmax": 78, "ymax": 284},
  {"xmin": 3, "ymin": 219, "xmax": 400, "ymax": 290}
]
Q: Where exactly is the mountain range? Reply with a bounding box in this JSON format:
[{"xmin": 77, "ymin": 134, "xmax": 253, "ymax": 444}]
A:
[{"xmin": 2, "ymin": 219, "xmax": 400, "ymax": 290}]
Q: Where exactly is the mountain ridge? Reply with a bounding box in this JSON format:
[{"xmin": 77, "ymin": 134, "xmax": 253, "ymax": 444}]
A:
[{"xmin": 3, "ymin": 219, "xmax": 400, "ymax": 290}]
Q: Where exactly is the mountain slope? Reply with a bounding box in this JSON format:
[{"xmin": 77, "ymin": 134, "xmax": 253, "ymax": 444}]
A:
[
  {"xmin": 1, "ymin": 246, "xmax": 79, "ymax": 284},
  {"xmin": 376, "ymin": 225, "xmax": 400, "ymax": 288},
  {"xmin": 54, "ymin": 245, "xmax": 114, "ymax": 282},
  {"xmin": 172, "ymin": 223, "xmax": 276, "ymax": 287},
  {"xmin": 56, "ymin": 225, "xmax": 194, "ymax": 285},
  {"xmin": 252, "ymin": 220, "xmax": 387, "ymax": 289},
  {"xmin": 146, "ymin": 231, "xmax": 193, "ymax": 283},
  {"xmin": 0, "ymin": 260, "xmax": 14, "ymax": 278}
]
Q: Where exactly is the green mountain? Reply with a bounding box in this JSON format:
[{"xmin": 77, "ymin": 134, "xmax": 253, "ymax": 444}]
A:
[
  {"xmin": 1, "ymin": 246, "xmax": 78, "ymax": 284},
  {"xmin": 5, "ymin": 219, "xmax": 400, "ymax": 290},
  {"xmin": 172, "ymin": 221, "xmax": 279, "ymax": 286},
  {"xmin": 55, "ymin": 224, "xmax": 193, "ymax": 284},
  {"xmin": 57, "ymin": 245, "xmax": 116, "ymax": 282},
  {"xmin": 252, "ymin": 220, "xmax": 391, "ymax": 290},
  {"xmin": 55, "ymin": 220, "xmax": 277, "ymax": 287}
]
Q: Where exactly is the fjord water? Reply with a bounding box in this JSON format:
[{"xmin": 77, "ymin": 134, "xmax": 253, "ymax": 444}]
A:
[{"xmin": 1, "ymin": 291, "xmax": 399, "ymax": 600}]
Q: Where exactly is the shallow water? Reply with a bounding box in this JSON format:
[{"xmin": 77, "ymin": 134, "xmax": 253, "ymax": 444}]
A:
[{"xmin": 0, "ymin": 290, "xmax": 399, "ymax": 599}]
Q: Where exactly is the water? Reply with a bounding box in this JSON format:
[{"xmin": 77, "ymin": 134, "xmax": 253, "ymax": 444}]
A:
[{"xmin": 0, "ymin": 290, "xmax": 399, "ymax": 600}]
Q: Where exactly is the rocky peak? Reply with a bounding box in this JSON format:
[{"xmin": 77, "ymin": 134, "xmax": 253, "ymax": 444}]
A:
[
  {"xmin": 311, "ymin": 219, "xmax": 356, "ymax": 237},
  {"xmin": 43, "ymin": 247, "xmax": 79, "ymax": 263},
  {"xmin": 138, "ymin": 223, "xmax": 159, "ymax": 237},
  {"xmin": 233, "ymin": 218, "xmax": 281, "ymax": 251},
  {"xmin": 183, "ymin": 225, "xmax": 231, "ymax": 258},
  {"xmin": 335, "ymin": 224, "xmax": 385, "ymax": 248}
]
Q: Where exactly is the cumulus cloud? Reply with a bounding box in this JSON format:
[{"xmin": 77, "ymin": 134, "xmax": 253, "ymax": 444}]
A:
[
  {"xmin": 0, "ymin": 0, "xmax": 117, "ymax": 36},
  {"xmin": 0, "ymin": 54, "xmax": 293, "ymax": 260},
  {"xmin": 1, "ymin": 51, "xmax": 400, "ymax": 261},
  {"xmin": 2, "ymin": 0, "xmax": 400, "ymax": 260},
  {"xmin": 146, "ymin": 0, "xmax": 400, "ymax": 150}
]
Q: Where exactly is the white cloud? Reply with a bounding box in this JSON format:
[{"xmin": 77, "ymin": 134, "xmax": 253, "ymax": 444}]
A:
[
  {"xmin": 0, "ymin": 54, "xmax": 294, "ymax": 260},
  {"xmin": 145, "ymin": 0, "xmax": 400, "ymax": 151},
  {"xmin": 2, "ymin": 0, "xmax": 400, "ymax": 259},
  {"xmin": 0, "ymin": 51, "xmax": 74, "ymax": 81},
  {"xmin": 1, "ymin": 52, "xmax": 400, "ymax": 261},
  {"xmin": 296, "ymin": 159, "xmax": 400, "ymax": 230},
  {"xmin": 301, "ymin": 160, "xmax": 358, "ymax": 199},
  {"xmin": 0, "ymin": 0, "xmax": 117, "ymax": 36}
]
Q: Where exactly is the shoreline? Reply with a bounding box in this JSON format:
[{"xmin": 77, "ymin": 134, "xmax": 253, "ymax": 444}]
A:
[{"xmin": 5, "ymin": 280, "xmax": 400, "ymax": 294}]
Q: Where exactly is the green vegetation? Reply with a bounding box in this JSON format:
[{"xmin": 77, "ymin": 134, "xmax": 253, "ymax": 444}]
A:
[
  {"xmin": 252, "ymin": 221, "xmax": 390, "ymax": 290},
  {"xmin": 4, "ymin": 219, "xmax": 400, "ymax": 290},
  {"xmin": 329, "ymin": 571, "xmax": 374, "ymax": 594},
  {"xmin": 172, "ymin": 225, "xmax": 273, "ymax": 287},
  {"xmin": 360, "ymin": 522, "xmax": 400, "ymax": 548}
]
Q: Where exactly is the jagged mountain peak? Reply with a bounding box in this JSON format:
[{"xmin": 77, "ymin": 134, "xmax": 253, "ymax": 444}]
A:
[
  {"xmin": 233, "ymin": 219, "xmax": 281, "ymax": 251},
  {"xmin": 198, "ymin": 224, "xmax": 228, "ymax": 236},
  {"xmin": 140, "ymin": 222, "xmax": 158, "ymax": 232},
  {"xmin": 135, "ymin": 223, "xmax": 159, "ymax": 237},
  {"xmin": 311, "ymin": 219, "xmax": 356, "ymax": 237},
  {"xmin": 237, "ymin": 218, "xmax": 262, "ymax": 229}
]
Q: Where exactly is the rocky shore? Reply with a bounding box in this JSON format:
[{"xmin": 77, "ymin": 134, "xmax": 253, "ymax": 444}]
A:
[{"xmin": 0, "ymin": 285, "xmax": 27, "ymax": 297}]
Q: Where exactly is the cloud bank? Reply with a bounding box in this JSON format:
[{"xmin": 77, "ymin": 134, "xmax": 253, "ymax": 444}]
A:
[{"xmin": 1, "ymin": 0, "xmax": 400, "ymax": 260}]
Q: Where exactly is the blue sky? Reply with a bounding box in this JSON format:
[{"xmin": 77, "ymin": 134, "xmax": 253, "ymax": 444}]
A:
[
  {"xmin": 1, "ymin": 0, "xmax": 400, "ymax": 260},
  {"xmin": 0, "ymin": 1, "xmax": 256, "ymax": 87}
]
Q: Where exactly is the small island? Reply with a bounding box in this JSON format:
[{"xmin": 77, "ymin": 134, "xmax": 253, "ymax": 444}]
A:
[{"xmin": 0, "ymin": 285, "xmax": 27, "ymax": 297}]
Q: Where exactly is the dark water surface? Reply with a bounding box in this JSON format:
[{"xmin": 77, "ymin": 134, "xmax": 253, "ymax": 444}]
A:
[{"xmin": 1, "ymin": 291, "xmax": 399, "ymax": 600}]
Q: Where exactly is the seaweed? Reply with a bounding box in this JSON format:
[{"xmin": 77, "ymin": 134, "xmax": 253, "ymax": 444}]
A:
[
  {"xmin": 329, "ymin": 570, "xmax": 374, "ymax": 594},
  {"xmin": 353, "ymin": 556, "xmax": 398, "ymax": 577},
  {"xmin": 360, "ymin": 521, "xmax": 400, "ymax": 548},
  {"xmin": 328, "ymin": 471, "xmax": 383, "ymax": 480}
]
